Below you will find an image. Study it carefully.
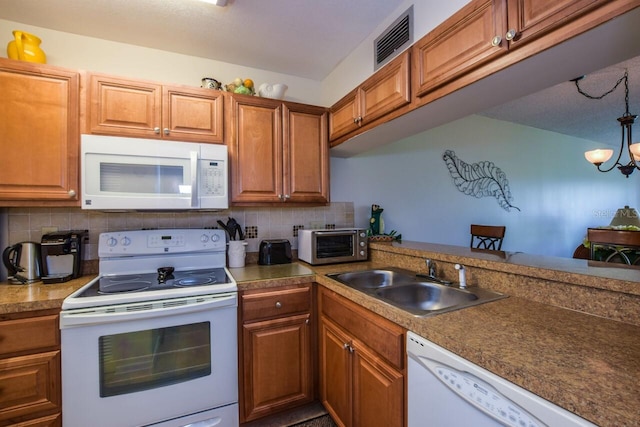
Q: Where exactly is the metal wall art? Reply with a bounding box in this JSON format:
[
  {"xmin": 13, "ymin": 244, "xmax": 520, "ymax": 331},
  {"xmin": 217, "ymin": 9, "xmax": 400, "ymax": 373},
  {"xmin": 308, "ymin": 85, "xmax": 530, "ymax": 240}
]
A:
[{"xmin": 442, "ymin": 150, "xmax": 520, "ymax": 212}]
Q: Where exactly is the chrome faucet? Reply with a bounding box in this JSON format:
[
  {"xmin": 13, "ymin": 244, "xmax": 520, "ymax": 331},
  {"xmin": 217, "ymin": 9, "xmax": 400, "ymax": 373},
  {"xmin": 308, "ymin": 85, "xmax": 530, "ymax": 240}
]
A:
[
  {"xmin": 455, "ymin": 264, "xmax": 467, "ymax": 289},
  {"xmin": 418, "ymin": 259, "xmax": 452, "ymax": 286},
  {"xmin": 426, "ymin": 259, "xmax": 437, "ymax": 278}
]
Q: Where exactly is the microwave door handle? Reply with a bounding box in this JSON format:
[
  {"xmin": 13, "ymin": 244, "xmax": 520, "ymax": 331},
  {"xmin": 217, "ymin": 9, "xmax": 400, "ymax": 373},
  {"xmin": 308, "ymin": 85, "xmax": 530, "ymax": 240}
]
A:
[{"xmin": 190, "ymin": 151, "xmax": 199, "ymax": 208}]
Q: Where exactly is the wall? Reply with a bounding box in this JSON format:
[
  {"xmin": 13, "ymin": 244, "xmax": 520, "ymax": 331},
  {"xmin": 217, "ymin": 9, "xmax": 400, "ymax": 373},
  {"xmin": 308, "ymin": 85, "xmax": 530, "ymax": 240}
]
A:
[
  {"xmin": 4, "ymin": 203, "xmax": 354, "ymax": 263},
  {"xmin": 321, "ymin": 0, "xmax": 468, "ymax": 105},
  {"xmin": 330, "ymin": 115, "xmax": 640, "ymax": 258},
  {"xmin": 0, "ymin": 19, "xmax": 323, "ymax": 105}
]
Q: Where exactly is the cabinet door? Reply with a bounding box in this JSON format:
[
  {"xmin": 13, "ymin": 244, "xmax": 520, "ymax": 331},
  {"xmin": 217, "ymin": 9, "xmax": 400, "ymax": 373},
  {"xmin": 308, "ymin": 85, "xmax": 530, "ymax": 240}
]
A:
[
  {"xmin": 329, "ymin": 89, "xmax": 360, "ymax": 141},
  {"xmin": 241, "ymin": 314, "xmax": 313, "ymax": 422},
  {"xmin": 88, "ymin": 74, "xmax": 162, "ymax": 138},
  {"xmin": 320, "ymin": 318, "xmax": 352, "ymax": 427},
  {"xmin": 413, "ymin": 0, "xmax": 508, "ymax": 98},
  {"xmin": 506, "ymin": 0, "xmax": 601, "ymax": 46},
  {"xmin": 229, "ymin": 95, "xmax": 283, "ymax": 204},
  {"xmin": 0, "ymin": 351, "xmax": 61, "ymax": 424},
  {"xmin": 359, "ymin": 51, "xmax": 410, "ymax": 126},
  {"xmin": 0, "ymin": 59, "xmax": 79, "ymax": 205},
  {"xmin": 352, "ymin": 343, "xmax": 404, "ymax": 427},
  {"xmin": 283, "ymin": 104, "xmax": 329, "ymax": 204},
  {"xmin": 162, "ymin": 86, "xmax": 224, "ymax": 143}
]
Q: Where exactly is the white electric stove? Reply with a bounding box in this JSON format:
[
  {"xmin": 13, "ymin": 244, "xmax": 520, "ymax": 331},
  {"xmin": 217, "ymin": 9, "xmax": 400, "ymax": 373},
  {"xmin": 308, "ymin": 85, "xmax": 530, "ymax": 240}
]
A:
[{"xmin": 60, "ymin": 228, "xmax": 239, "ymax": 427}]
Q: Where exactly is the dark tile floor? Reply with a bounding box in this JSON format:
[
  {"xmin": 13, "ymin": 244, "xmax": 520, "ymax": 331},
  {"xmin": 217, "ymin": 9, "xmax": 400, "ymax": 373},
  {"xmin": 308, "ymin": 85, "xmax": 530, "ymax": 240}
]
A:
[{"xmin": 242, "ymin": 402, "xmax": 334, "ymax": 427}]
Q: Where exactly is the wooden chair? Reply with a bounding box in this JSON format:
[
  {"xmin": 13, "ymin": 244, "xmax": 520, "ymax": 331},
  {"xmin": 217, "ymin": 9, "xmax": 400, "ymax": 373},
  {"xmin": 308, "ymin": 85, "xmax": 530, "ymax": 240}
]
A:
[
  {"xmin": 470, "ymin": 225, "xmax": 506, "ymax": 251},
  {"xmin": 587, "ymin": 228, "xmax": 640, "ymax": 265}
]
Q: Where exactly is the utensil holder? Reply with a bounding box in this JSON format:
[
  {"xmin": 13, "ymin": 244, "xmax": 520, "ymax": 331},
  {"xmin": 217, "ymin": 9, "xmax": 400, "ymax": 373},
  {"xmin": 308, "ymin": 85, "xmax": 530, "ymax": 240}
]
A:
[{"xmin": 228, "ymin": 240, "xmax": 247, "ymax": 268}]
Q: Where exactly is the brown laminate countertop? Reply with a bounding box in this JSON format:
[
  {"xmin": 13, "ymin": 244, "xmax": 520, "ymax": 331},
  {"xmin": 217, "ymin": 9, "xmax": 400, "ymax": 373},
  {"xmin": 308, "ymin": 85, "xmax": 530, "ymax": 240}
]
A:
[{"xmin": 0, "ymin": 276, "xmax": 95, "ymax": 314}]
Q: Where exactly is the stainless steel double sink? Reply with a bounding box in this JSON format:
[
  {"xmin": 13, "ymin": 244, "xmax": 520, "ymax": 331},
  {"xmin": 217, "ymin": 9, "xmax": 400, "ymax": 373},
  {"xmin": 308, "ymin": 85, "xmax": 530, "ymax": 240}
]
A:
[{"xmin": 326, "ymin": 267, "xmax": 507, "ymax": 317}]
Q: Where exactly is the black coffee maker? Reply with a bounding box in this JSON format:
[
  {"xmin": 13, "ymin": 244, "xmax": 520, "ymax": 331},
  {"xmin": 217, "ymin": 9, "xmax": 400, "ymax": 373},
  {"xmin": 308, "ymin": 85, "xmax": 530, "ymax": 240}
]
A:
[{"xmin": 40, "ymin": 230, "xmax": 88, "ymax": 283}]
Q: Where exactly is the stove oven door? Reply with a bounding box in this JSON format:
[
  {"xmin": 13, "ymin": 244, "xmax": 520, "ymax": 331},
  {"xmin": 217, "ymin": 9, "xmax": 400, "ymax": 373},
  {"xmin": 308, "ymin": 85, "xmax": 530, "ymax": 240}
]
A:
[{"xmin": 60, "ymin": 293, "xmax": 238, "ymax": 427}]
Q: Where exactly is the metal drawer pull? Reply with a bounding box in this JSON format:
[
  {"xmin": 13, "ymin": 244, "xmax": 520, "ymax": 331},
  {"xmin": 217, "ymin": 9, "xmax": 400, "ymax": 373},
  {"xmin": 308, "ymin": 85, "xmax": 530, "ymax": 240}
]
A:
[{"xmin": 275, "ymin": 301, "xmax": 282, "ymax": 308}]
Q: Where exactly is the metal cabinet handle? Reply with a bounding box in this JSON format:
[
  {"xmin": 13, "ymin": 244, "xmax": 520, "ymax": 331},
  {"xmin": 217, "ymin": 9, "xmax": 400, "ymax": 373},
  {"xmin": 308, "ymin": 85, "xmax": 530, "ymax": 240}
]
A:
[
  {"xmin": 505, "ymin": 29, "xmax": 517, "ymax": 41},
  {"xmin": 283, "ymin": 194, "xmax": 290, "ymax": 200},
  {"xmin": 68, "ymin": 189, "xmax": 76, "ymax": 197},
  {"xmin": 491, "ymin": 35, "xmax": 502, "ymax": 47},
  {"xmin": 154, "ymin": 127, "xmax": 161, "ymax": 134},
  {"xmin": 275, "ymin": 301, "xmax": 282, "ymax": 308},
  {"xmin": 163, "ymin": 128, "xmax": 170, "ymax": 135}
]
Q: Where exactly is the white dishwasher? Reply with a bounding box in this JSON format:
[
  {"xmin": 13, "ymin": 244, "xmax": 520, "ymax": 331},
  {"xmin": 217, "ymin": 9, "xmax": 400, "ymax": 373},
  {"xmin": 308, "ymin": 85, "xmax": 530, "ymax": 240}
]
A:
[{"xmin": 407, "ymin": 332, "xmax": 597, "ymax": 427}]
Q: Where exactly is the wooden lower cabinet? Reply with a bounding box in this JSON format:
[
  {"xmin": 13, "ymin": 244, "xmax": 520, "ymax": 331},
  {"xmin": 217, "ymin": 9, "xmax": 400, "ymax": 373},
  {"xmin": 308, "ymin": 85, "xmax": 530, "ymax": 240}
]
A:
[
  {"xmin": 0, "ymin": 310, "xmax": 61, "ymax": 427},
  {"xmin": 239, "ymin": 284, "xmax": 314, "ymax": 423},
  {"xmin": 319, "ymin": 287, "xmax": 405, "ymax": 427}
]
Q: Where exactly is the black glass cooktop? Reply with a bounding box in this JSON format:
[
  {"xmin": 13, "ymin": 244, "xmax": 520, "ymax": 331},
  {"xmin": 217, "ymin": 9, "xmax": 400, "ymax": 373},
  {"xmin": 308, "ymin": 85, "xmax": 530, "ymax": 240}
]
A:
[{"xmin": 77, "ymin": 268, "xmax": 231, "ymax": 298}]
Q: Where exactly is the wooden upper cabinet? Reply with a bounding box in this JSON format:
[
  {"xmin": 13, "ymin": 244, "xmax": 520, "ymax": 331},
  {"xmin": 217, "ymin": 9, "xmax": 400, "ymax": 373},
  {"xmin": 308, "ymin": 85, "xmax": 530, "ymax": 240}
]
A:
[
  {"xmin": 0, "ymin": 58, "xmax": 80, "ymax": 206},
  {"xmin": 88, "ymin": 74, "xmax": 161, "ymax": 138},
  {"xmin": 505, "ymin": 0, "xmax": 603, "ymax": 47},
  {"xmin": 413, "ymin": 0, "xmax": 634, "ymax": 102},
  {"xmin": 229, "ymin": 94, "xmax": 329, "ymax": 205},
  {"xmin": 284, "ymin": 103, "xmax": 329, "ymax": 204},
  {"xmin": 162, "ymin": 85, "xmax": 224, "ymax": 142},
  {"xmin": 87, "ymin": 73, "xmax": 224, "ymax": 143},
  {"xmin": 330, "ymin": 50, "xmax": 410, "ymax": 141},
  {"xmin": 413, "ymin": 0, "xmax": 507, "ymax": 98},
  {"xmin": 328, "ymin": 89, "xmax": 360, "ymax": 142},
  {"xmin": 229, "ymin": 95, "xmax": 283, "ymax": 204}
]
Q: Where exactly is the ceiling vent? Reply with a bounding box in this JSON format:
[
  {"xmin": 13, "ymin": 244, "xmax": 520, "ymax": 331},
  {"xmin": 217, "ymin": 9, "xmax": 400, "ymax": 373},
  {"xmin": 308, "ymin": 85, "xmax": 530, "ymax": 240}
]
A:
[{"xmin": 374, "ymin": 6, "xmax": 413, "ymax": 71}]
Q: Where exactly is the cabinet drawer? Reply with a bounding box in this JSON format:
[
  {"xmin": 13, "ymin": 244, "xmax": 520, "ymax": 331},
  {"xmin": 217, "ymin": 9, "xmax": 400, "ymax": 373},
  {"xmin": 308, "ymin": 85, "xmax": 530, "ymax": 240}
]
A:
[
  {"xmin": 319, "ymin": 288, "xmax": 404, "ymax": 369},
  {"xmin": 0, "ymin": 351, "xmax": 61, "ymax": 424},
  {"xmin": 0, "ymin": 315, "xmax": 59, "ymax": 357},
  {"xmin": 242, "ymin": 286, "xmax": 311, "ymax": 322},
  {"xmin": 6, "ymin": 413, "xmax": 61, "ymax": 427}
]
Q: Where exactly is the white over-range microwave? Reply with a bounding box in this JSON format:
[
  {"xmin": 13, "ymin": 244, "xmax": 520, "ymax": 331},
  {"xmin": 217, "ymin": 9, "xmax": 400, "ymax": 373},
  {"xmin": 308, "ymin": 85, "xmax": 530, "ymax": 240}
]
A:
[{"xmin": 81, "ymin": 134, "xmax": 228, "ymax": 210}]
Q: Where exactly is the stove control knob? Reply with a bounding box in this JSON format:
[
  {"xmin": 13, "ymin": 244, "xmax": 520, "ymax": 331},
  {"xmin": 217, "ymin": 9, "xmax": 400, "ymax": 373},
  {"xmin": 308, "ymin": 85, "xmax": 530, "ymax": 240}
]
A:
[
  {"xmin": 211, "ymin": 234, "xmax": 220, "ymax": 242},
  {"xmin": 107, "ymin": 237, "xmax": 118, "ymax": 247},
  {"xmin": 200, "ymin": 234, "xmax": 210, "ymax": 243},
  {"xmin": 120, "ymin": 237, "xmax": 131, "ymax": 246}
]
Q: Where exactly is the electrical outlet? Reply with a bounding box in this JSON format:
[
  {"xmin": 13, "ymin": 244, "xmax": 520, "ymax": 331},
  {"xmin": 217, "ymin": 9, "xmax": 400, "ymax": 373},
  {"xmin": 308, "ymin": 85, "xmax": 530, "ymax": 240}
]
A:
[
  {"xmin": 310, "ymin": 221, "xmax": 323, "ymax": 229},
  {"xmin": 42, "ymin": 226, "xmax": 58, "ymax": 235}
]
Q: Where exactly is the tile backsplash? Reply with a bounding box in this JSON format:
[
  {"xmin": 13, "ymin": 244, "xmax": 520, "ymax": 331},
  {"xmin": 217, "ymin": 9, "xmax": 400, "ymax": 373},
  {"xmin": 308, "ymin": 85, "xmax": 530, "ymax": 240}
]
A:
[{"xmin": 6, "ymin": 202, "xmax": 355, "ymax": 261}]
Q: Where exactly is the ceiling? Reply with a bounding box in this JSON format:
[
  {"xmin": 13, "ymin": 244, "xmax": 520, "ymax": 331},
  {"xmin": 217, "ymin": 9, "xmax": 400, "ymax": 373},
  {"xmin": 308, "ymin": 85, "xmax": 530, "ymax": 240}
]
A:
[
  {"xmin": 481, "ymin": 55, "xmax": 640, "ymax": 147},
  {"xmin": 1, "ymin": 0, "xmax": 639, "ymax": 147},
  {"xmin": 0, "ymin": 0, "xmax": 405, "ymax": 81}
]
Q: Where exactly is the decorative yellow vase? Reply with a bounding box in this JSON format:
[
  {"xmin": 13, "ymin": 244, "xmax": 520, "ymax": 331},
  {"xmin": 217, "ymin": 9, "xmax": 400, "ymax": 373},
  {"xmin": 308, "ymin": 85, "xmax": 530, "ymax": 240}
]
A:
[{"xmin": 7, "ymin": 30, "xmax": 46, "ymax": 63}]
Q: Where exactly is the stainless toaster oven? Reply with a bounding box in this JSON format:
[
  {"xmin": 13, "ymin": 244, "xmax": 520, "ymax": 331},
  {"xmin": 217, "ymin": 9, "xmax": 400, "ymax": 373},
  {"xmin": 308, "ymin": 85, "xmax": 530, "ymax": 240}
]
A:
[{"xmin": 297, "ymin": 228, "xmax": 368, "ymax": 265}]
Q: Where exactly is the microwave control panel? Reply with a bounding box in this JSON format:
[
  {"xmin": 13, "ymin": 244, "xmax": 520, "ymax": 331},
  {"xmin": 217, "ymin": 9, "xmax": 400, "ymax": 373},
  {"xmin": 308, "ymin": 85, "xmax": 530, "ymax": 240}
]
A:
[{"xmin": 200, "ymin": 160, "xmax": 226, "ymax": 196}]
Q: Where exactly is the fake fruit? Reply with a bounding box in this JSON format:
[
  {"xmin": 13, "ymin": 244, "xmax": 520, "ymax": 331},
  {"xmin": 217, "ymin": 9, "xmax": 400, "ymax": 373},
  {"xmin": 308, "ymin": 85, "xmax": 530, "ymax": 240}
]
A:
[
  {"xmin": 233, "ymin": 77, "xmax": 243, "ymax": 86},
  {"xmin": 234, "ymin": 85, "xmax": 252, "ymax": 95},
  {"xmin": 243, "ymin": 79, "xmax": 254, "ymax": 89}
]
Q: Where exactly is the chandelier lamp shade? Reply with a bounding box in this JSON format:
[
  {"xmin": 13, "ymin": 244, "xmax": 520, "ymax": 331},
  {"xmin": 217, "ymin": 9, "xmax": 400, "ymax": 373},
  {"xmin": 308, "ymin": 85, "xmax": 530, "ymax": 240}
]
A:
[{"xmin": 578, "ymin": 70, "xmax": 640, "ymax": 178}]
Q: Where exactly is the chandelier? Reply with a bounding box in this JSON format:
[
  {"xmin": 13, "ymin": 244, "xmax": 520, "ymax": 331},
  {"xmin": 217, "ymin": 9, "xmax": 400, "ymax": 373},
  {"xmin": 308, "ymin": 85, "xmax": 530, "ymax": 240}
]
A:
[{"xmin": 577, "ymin": 70, "xmax": 639, "ymax": 178}]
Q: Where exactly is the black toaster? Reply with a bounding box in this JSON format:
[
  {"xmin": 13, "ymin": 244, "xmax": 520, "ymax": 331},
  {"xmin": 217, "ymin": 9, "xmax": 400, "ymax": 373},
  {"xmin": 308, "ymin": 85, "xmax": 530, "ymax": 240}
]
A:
[{"xmin": 258, "ymin": 239, "xmax": 292, "ymax": 265}]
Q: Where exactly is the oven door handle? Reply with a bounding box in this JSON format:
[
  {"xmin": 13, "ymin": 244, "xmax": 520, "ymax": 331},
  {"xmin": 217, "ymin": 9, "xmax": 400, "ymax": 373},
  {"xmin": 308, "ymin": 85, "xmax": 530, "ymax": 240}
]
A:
[{"xmin": 60, "ymin": 293, "xmax": 236, "ymax": 328}]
